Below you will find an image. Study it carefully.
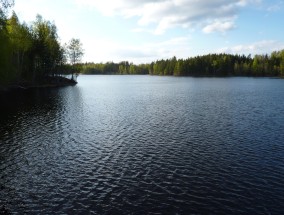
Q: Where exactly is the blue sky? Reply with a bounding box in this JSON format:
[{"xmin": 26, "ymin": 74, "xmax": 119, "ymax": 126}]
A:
[{"xmin": 13, "ymin": 0, "xmax": 284, "ymax": 63}]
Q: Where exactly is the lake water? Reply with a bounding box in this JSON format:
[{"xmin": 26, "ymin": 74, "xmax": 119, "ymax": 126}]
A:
[{"xmin": 1, "ymin": 75, "xmax": 284, "ymax": 214}]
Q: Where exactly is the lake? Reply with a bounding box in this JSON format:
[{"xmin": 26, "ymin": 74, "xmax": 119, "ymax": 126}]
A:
[{"xmin": 1, "ymin": 75, "xmax": 284, "ymax": 214}]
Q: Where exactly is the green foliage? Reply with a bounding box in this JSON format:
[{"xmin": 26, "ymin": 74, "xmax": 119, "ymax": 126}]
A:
[
  {"xmin": 80, "ymin": 51, "xmax": 284, "ymax": 77},
  {"xmin": 0, "ymin": 5, "xmax": 82, "ymax": 85},
  {"xmin": 30, "ymin": 15, "xmax": 64, "ymax": 80},
  {"xmin": 6, "ymin": 12, "xmax": 32, "ymax": 80},
  {"xmin": 0, "ymin": 0, "xmax": 14, "ymax": 27},
  {"xmin": 0, "ymin": 0, "xmax": 14, "ymax": 84},
  {"xmin": 80, "ymin": 61, "xmax": 148, "ymax": 75},
  {"xmin": 0, "ymin": 28, "xmax": 12, "ymax": 83},
  {"xmin": 67, "ymin": 38, "xmax": 84, "ymax": 65}
]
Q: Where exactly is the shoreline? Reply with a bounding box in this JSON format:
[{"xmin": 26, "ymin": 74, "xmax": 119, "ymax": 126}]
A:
[{"xmin": 0, "ymin": 77, "xmax": 77, "ymax": 94}]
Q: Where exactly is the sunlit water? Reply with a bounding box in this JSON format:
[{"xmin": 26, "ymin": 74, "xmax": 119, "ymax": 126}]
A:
[{"xmin": 1, "ymin": 75, "xmax": 284, "ymax": 214}]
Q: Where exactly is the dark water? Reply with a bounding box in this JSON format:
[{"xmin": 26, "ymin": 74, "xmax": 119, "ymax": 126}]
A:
[{"xmin": 1, "ymin": 75, "xmax": 284, "ymax": 214}]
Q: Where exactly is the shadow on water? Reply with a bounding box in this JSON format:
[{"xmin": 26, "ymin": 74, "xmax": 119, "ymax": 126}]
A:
[
  {"xmin": 0, "ymin": 86, "xmax": 82, "ymax": 214},
  {"xmin": 0, "ymin": 85, "xmax": 83, "ymax": 126},
  {"xmin": 0, "ymin": 88, "xmax": 68, "ymax": 141}
]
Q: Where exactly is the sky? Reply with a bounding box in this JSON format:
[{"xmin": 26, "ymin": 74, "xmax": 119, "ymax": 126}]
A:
[{"xmin": 12, "ymin": 0, "xmax": 284, "ymax": 64}]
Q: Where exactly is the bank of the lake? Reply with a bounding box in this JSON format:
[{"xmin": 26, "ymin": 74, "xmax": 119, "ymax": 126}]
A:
[{"xmin": 0, "ymin": 76, "xmax": 77, "ymax": 94}]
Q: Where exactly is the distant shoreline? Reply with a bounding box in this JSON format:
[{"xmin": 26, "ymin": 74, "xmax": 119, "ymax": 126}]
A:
[{"xmin": 80, "ymin": 73, "xmax": 284, "ymax": 78}]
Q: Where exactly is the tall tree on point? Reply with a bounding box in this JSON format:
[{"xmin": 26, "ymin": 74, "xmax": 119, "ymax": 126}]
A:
[{"xmin": 67, "ymin": 38, "xmax": 84, "ymax": 80}]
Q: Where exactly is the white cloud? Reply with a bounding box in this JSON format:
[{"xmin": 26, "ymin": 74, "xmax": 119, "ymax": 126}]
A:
[
  {"xmin": 217, "ymin": 40, "xmax": 284, "ymax": 55},
  {"xmin": 75, "ymin": 0, "xmax": 260, "ymax": 34},
  {"xmin": 83, "ymin": 36, "xmax": 193, "ymax": 63},
  {"xmin": 130, "ymin": 27, "xmax": 154, "ymax": 34},
  {"xmin": 203, "ymin": 19, "xmax": 236, "ymax": 34}
]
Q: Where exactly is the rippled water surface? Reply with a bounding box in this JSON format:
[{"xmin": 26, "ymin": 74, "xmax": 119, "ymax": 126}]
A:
[{"xmin": 1, "ymin": 76, "xmax": 284, "ymax": 214}]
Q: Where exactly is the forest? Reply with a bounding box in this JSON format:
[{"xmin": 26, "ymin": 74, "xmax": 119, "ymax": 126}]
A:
[
  {"xmin": 0, "ymin": 0, "xmax": 83, "ymax": 87},
  {"xmin": 81, "ymin": 51, "xmax": 284, "ymax": 77}
]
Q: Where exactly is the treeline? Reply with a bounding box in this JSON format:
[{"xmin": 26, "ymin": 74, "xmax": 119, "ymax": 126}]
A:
[
  {"xmin": 0, "ymin": 0, "xmax": 83, "ymax": 85},
  {"xmin": 81, "ymin": 51, "xmax": 284, "ymax": 77},
  {"xmin": 81, "ymin": 62, "xmax": 149, "ymax": 75},
  {"xmin": 150, "ymin": 52, "xmax": 284, "ymax": 76}
]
